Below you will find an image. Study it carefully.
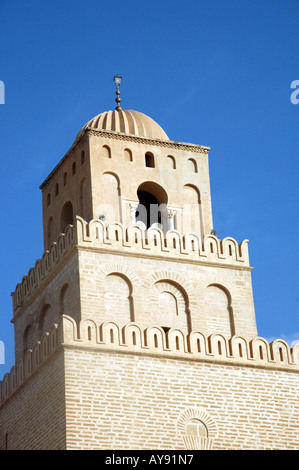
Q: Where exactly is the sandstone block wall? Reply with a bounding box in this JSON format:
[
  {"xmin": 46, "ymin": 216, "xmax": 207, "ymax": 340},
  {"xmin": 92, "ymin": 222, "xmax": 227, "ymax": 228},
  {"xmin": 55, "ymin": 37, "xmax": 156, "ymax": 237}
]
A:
[
  {"xmin": 64, "ymin": 347, "xmax": 299, "ymax": 450},
  {"xmin": 0, "ymin": 350, "xmax": 66, "ymax": 450},
  {"xmin": 0, "ymin": 316, "xmax": 298, "ymax": 450}
]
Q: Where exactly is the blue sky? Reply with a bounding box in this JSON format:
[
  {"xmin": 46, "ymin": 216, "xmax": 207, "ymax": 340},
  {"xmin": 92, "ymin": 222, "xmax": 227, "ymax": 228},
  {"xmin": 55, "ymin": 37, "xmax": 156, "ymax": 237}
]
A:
[{"xmin": 0, "ymin": 0, "xmax": 298, "ymax": 377}]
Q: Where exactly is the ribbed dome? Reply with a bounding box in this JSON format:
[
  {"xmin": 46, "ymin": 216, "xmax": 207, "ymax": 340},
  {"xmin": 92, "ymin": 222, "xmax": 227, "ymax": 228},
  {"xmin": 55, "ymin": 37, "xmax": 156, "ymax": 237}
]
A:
[{"xmin": 76, "ymin": 109, "xmax": 169, "ymax": 141}]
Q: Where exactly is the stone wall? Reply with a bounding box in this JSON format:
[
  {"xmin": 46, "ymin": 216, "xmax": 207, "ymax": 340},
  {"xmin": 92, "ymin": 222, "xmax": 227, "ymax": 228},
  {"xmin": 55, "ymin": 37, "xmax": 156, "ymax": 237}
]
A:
[
  {"xmin": 64, "ymin": 347, "xmax": 299, "ymax": 450},
  {"xmin": 1, "ymin": 316, "xmax": 298, "ymax": 450},
  {"xmin": 0, "ymin": 349, "xmax": 66, "ymax": 450}
]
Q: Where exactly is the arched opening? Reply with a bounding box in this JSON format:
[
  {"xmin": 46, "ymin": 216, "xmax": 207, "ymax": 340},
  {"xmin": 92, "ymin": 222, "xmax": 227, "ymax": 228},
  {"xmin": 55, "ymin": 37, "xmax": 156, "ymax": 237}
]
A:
[
  {"xmin": 60, "ymin": 201, "xmax": 73, "ymax": 233},
  {"xmin": 188, "ymin": 158, "xmax": 198, "ymax": 173},
  {"xmin": 23, "ymin": 325, "xmax": 34, "ymax": 356},
  {"xmin": 99, "ymin": 172, "xmax": 121, "ymax": 224},
  {"xmin": 145, "ymin": 152, "xmax": 155, "ymax": 168},
  {"xmin": 102, "ymin": 145, "xmax": 111, "ymax": 158},
  {"xmin": 136, "ymin": 181, "xmax": 168, "ymax": 230},
  {"xmin": 46, "ymin": 193, "xmax": 51, "ymax": 207},
  {"xmin": 79, "ymin": 178, "xmax": 87, "ymax": 218},
  {"xmin": 60, "ymin": 283, "xmax": 70, "ymax": 315},
  {"xmin": 167, "ymin": 155, "xmax": 176, "ymax": 169},
  {"xmin": 124, "ymin": 148, "xmax": 133, "ymax": 162},
  {"xmin": 151, "ymin": 280, "xmax": 190, "ymax": 332},
  {"xmin": 104, "ymin": 273, "xmax": 134, "ymax": 323},
  {"xmin": 38, "ymin": 304, "xmax": 52, "ymax": 337},
  {"xmin": 205, "ymin": 284, "xmax": 234, "ymax": 337},
  {"xmin": 182, "ymin": 184, "xmax": 203, "ymax": 237},
  {"xmin": 47, "ymin": 217, "xmax": 54, "ymax": 248}
]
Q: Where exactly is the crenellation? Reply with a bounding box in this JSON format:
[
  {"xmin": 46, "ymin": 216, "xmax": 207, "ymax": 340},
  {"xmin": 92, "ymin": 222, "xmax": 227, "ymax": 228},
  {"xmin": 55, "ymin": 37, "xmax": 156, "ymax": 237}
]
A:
[
  {"xmin": 1, "ymin": 315, "xmax": 298, "ymax": 407},
  {"xmin": 12, "ymin": 217, "xmax": 251, "ymax": 316}
]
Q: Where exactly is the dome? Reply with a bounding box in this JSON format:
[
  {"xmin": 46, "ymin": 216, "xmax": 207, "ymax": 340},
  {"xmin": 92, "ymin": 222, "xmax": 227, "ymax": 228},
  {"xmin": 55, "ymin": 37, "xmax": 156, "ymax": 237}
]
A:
[{"xmin": 76, "ymin": 109, "xmax": 169, "ymax": 141}]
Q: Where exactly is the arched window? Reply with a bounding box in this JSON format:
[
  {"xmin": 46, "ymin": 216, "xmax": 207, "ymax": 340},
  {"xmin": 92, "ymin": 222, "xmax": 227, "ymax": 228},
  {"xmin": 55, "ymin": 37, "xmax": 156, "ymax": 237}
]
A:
[
  {"xmin": 100, "ymin": 172, "xmax": 121, "ymax": 224},
  {"xmin": 38, "ymin": 304, "xmax": 52, "ymax": 337},
  {"xmin": 60, "ymin": 283, "xmax": 70, "ymax": 315},
  {"xmin": 81, "ymin": 150, "xmax": 85, "ymax": 165},
  {"xmin": 60, "ymin": 201, "xmax": 73, "ymax": 233},
  {"xmin": 205, "ymin": 284, "xmax": 234, "ymax": 336},
  {"xmin": 167, "ymin": 155, "xmax": 176, "ymax": 169},
  {"xmin": 102, "ymin": 145, "xmax": 111, "ymax": 158},
  {"xmin": 159, "ymin": 291, "xmax": 178, "ymax": 316},
  {"xmin": 188, "ymin": 158, "xmax": 198, "ymax": 173},
  {"xmin": 79, "ymin": 178, "xmax": 87, "ymax": 218},
  {"xmin": 124, "ymin": 148, "xmax": 133, "ymax": 162},
  {"xmin": 23, "ymin": 325, "xmax": 34, "ymax": 356},
  {"xmin": 46, "ymin": 193, "xmax": 51, "ymax": 207},
  {"xmin": 136, "ymin": 181, "xmax": 168, "ymax": 230},
  {"xmin": 55, "ymin": 183, "xmax": 59, "ymax": 196},
  {"xmin": 72, "ymin": 162, "xmax": 76, "ymax": 175},
  {"xmin": 104, "ymin": 274, "xmax": 134, "ymax": 323},
  {"xmin": 182, "ymin": 184, "xmax": 203, "ymax": 237},
  {"xmin": 151, "ymin": 280, "xmax": 190, "ymax": 332},
  {"xmin": 145, "ymin": 152, "xmax": 155, "ymax": 168}
]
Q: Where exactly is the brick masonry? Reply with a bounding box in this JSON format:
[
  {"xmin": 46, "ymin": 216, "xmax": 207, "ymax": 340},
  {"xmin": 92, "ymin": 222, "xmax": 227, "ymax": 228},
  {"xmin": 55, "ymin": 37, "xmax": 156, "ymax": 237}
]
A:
[{"xmin": 1, "ymin": 113, "xmax": 298, "ymax": 450}]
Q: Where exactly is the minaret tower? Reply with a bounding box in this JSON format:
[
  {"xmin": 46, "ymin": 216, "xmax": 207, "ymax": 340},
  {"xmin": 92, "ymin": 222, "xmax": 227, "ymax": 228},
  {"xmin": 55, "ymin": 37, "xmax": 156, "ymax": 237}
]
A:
[
  {"xmin": 5, "ymin": 79, "xmax": 298, "ymax": 453},
  {"xmin": 11, "ymin": 76, "xmax": 257, "ymax": 362}
]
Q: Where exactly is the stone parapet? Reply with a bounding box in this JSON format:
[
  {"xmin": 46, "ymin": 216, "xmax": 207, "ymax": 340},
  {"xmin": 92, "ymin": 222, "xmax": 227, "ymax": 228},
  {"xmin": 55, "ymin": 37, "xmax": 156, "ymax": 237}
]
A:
[
  {"xmin": 1, "ymin": 315, "xmax": 298, "ymax": 406},
  {"xmin": 12, "ymin": 217, "xmax": 251, "ymax": 314}
]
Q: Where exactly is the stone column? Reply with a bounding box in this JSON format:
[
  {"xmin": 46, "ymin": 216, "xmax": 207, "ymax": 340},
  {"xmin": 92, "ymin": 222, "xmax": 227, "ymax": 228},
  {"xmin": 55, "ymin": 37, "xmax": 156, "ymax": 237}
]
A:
[
  {"xmin": 129, "ymin": 202, "xmax": 139, "ymax": 225},
  {"xmin": 168, "ymin": 209, "xmax": 176, "ymax": 231}
]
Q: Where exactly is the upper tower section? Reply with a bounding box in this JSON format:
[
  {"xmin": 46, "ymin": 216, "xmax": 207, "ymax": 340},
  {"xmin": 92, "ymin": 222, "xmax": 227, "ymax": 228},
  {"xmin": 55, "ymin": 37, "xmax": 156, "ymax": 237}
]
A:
[{"xmin": 40, "ymin": 80, "xmax": 213, "ymax": 250}]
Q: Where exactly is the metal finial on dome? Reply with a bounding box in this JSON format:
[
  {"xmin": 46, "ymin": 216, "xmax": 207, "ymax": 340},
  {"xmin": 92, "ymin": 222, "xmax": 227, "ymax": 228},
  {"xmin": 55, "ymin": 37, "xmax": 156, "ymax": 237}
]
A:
[{"xmin": 113, "ymin": 75, "xmax": 122, "ymax": 110}]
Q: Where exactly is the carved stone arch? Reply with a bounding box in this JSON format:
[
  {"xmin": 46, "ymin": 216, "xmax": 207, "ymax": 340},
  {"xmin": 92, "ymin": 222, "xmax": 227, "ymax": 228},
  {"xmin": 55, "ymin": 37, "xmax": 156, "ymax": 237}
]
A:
[
  {"xmin": 59, "ymin": 283, "xmax": 70, "ymax": 315},
  {"xmin": 79, "ymin": 318, "xmax": 99, "ymax": 343},
  {"xmin": 270, "ymin": 338, "xmax": 292, "ymax": 364},
  {"xmin": 201, "ymin": 276, "xmax": 235, "ymax": 294},
  {"xmin": 122, "ymin": 323, "xmax": 143, "ymax": 348},
  {"xmin": 144, "ymin": 325, "xmax": 167, "ymax": 350},
  {"xmin": 38, "ymin": 303, "xmax": 52, "ymax": 337},
  {"xmin": 144, "ymin": 270, "xmax": 195, "ymax": 332},
  {"xmin": 207, "ymin": 282, "xmax": 232, "ymax": 304},
  {"xmin": 100, "ymin": 321, "xmax": 121, "ymax": 345},
  {"xmin": 98, "ymin": 262, "xmax": 141, "ymax": 288},
  {"xmin": 144, "ymin": 270, "xmax": 195, "ymax": 306},
  {"xmin": 177, "ymin": 408, "xmax": 218, "ymax": 450},
  {"xmin": 23, "ymin": 315, "xmax": 35, "ymax": 356},
  {"xmin": 104, "ymin": 273, "xmax": 134, "ymax": 323},
  {"xmin": 124, "ymin": 147, "xmax": 133, "ymax": 162},
  {"xmin": 61, "ymin": 201, "xmax": 73, "ymax": 234},
  {"xmin": 79, "ymin": 177, "xmax": 87, "ymax": 219},
  {"xmin": 187, "ymin": 157, "xmax": 198, "ymax": 173},
  {"xmin": 102, "ymin": 144, "xmax": 111, "ymax": 158},
  {"xmin": 182, "ymin": 184, "xmax": 203, "ymax": 238},
  {"xmin": 99, "ymin": 264, "xmax": 140, "ymax": 324},
  {"xmin": 204, "ymin": 282, "xmax": 235, "ymax": 337},
  {"xmin": 98, "ymin": 172, "xmax": 122, "ymax": 224},
  {"xmin": 152, "ymin": 281, "xmax": 190, "ymax": 332},
  {"xmin": 102, "ymin": 170, "xmax": 121, "ymax": 189}
]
